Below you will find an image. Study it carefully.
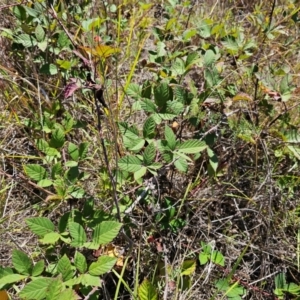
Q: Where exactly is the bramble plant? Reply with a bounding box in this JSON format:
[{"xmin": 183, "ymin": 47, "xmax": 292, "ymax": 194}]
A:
[{"xmin": 1, "ymin": 0, "xmax": 300, "ymax": 299}]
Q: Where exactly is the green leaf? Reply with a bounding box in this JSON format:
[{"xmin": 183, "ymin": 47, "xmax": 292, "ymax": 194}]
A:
[
  {"xmin": 74, "ymin": 251, "xmax": 87, "ymax": 274},
  {"xmin": 46, "ymin": 277, "xmax": 64, "ymax": 300},
  {"xmin": 58, "ymin": 32, "xmax": 70, "ymax": 48},
  {"xmin": 198, "ymin": 19, "xmax": 211, "ymax": 38},
  {"xmin": 13, "ymin": 5, "xmax": 26, "ymax": 20},
  {"xmin": 166, "ymin": 100, "xmax": 185, "ymax": 114},
  {"xmin": 171, "ymin": 58, "xmax": 185, "ymax": 76},
  {"xmin": 165, "ymin": 125, "xmax": 176, "ymax": 150},
  {"xmin": 140, "ymin": 98, "xmax": 157, "ymax": 113},
  {"xmin": 207, "ymin": 147, "xmax": 218, "ymax": 172},
  {"xmin": 39, "ymin": 232, "xmax": 61, "ymax": 245},
  {"xmin": 126, "ymin": 83, "xmax": 142, "ymax": 99},
  {"xmin": 204, "ymin": 49, "xmax": 216, "ymax": 67},
  {"xmin": 118, "ymin": 156, "xmax": 142, "ymax": 172},
  {"xmin": 79, "ymin": 142, "xmax": 89, "ymax": 159},
  {"xmin": 178, "ymin": 140, "xmax": 207, "ymax": 153},
  {"xmin": 138, "ymin": 279, "xmax": 158, "ymax": 300},
  {"xmin": 199, "ymin": 252, "xmax": 209, "ymax": 265},
  {"xmin": 181, "ymin": 260, "xmax": 196, "ymax": 276},
  {"xmin": 143, "ymin": 117, "xmax": 156, "ymax": 139},
  {"xmin": 154, "ymin": 82, "xmax": 172, "ymax": 107},
  {"xmin": 186, "ymin": 52, "xmax": 199, "ymax": 69},
  {"xmin": 17, "ymin": 33, "xmax": 37, "ymax": 47},
  {"xmin": 93, "ymin": 221, "xmax": 122, "ymax": 245},
  {"xmin": 35, "ymin": 24, "xmax": 45, "ymax": 42},
  {"xmin": 211, "ymin": 250, "xmax": 225, "ymax": 266},
  {"xmin": 37, "ymin": 179, "xmax": 53, "ymax": 187},
  {"xmin": 0, "ymin": 267, "xmax": 13, "ymax": 279},
  {"xmin": 40, "ymin": 63, "xmax": 58, "ymax": 75},
  {"xmin": 79, "ymin": 274, "xmax": 101, "ymax": 287},
  {"xmin": 26, "ymin": 217, "xmax": 55, "ymax": 237},
  {"xmin": 69, "ymin": 222, "xmax": 87, "ymax": 247},
  {"xmin": 204, "ymin": 67, "xmax": 221, "ymax": 87},
  {"xmin": 183, "ymin": 28, "xmax": 197, "ymax": 41},
  {"xmin": 50, "ymin": 127, "xmax": 65, "ymax": 148},
  {"xmin": 88, "ymin": 256, "xmax": 117, "ymax": 276},
  {"xmin": 57, "ymin": 288, "xmax": 78, "ymax": 300},
  {"xmin": 24, "ymin": 164, "xmax": 47, "ymax": 181},
  {"xmin": 68, "ymin": 143, "xmax": 79, "ymax": 161},
  {"xmin": 32, "ymin": 260, "xmax": 45, "ymax": 277},
  {"xmin": 35, "ymin": 139, "xmax": 49, "ymax": 152},
  {"xmin": 222, "ymin": 37, "xmax": 239, "ymax": 54},
  {"xmin": 57, "ymin": 255, "xmax": 73, "ymax": 282},
  {"xmin": 143, "ymin": 143, "xmax": 156, "ymax": 166},
  {"xmin": 174, "ymin": 157, "xmax": 188, "ymax": 172},
  {"xmin": 0, "ymin": 274, "xmax": 27, "ymax": 290},
  {"xmin": 128, "ymin": 138, "xmax": 145, "ymax": 152},
  {"xmin": 134, "ymin": 166, "xmax": 147, "ymax": 180},
  {"xmin": 141, "ymin": 80, "xmax": 152, "ymax": 99},
  {"xmin": 19, "ymin": 277, "xmax": 52, "ymax": 300}
]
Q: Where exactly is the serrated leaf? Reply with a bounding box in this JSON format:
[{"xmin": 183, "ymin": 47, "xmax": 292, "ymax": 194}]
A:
[
  {"xmin": 37, "ymin": 179, "xmax": 53, "ymax": 188},
  {"xmin": 280, "ymin": 74, "xmax": 291, "ymax": 95},
  {"xmin": 35, "ymin": 24, "xmax": 45, "ymax": 42},
  {"xmin": 46, "ymin": 277, "xmax": 63, "ymax": 300},
  {"xmin": 126, "ymin": 83, "xmax": 142, "ymax": 99},
  {"xmin": 198, "ymin": 19, "xmax": 211, "ymax": 38},
  {"xmin": 17, "ymin": 33, "xmax": 37, "ymax": 47},
  {"xmin": 186, "ymin": 52, "xmax": 199, "ymax": 69},
  {"xmin": 118, "ymin": 156, "xmax": 142, "ymax": 172},
  {"xmin": 50, "ymin": 127, "xmax": 65, "ymax": 148},
  {"xmin": 0, "ymin": 274, "xmax": 27, "ymax": 290},
  {"xmin": 35, "ymin": 139, "xmax": 49, "ymax": 152},
  {"xmin": 171, "ymin": 58, "xmax": 185, "ymax": 76},
  {"xmin": 24, "ymin": 164, "xmax": 47, "ymax": 181},
  {"xmin": 140, "ymin": 99, "xmax": 157, "ymax": 113},
  {"xmin": 134, "ymin": 166, "xmax": 147, "ymax": 180},
  {"xmin": 32, "ymin": 260, "xmax": 45, "ymax": 277},
  {"xmin": 69, "ymin": 222, "xmax": 87, "ymax": 246},
  {"xmin": 26, "ymin": 217, "xmax": 55, "ymax": 237},
  {"xmin": 181, "ymin": 260, "xmax": 196, "ymax": 276},
  {"xmin": 138, "ymin": 279, "xmax": 158, "ymax": 300},
  {"xmin": 143, "ymin": 117, "xmax": 156, "ymax": 139},
  {"xmin": 143, "ymin": 143, "xmax": 156, "ymax": 165},
  {"xmin": 222, "ymin": 37, "xmax": 239, "ymax": 53},
  {"xmin": 79, "ymin": 142, "xmax": 89, "ymax": 159},
  {"xmin": 39, "ymin": 232, "xmax": 61, "ymax": 245},
  {"xmin": 178, "ymin": 140, "xmax": 207, "ymax": 153},
  {"xmin": 93, "ymin": 221, "xmax": 122, "ymax": 245},
  {"xmin": 166, "ymin": 100, "xmax": 184, "ymax": 114},
  {"xmin": 199, "ymin": 252, "xmax": 209, "ymax": 265},
  {"xmin": 174, "ymin": 157, "xmax": 188, "ymax": 172},
  {"xmin": 141, "ymin": 80, "xmax": 152, "ymax": 99},
  {"xmin": 19, "ymin": 277, "xmax": 52, "ymax": 300},
  {"xmin": 68, "ymin": 142, "xmax": 79, "ymax": 161},
  {"xmin": 89, "ymin": 256, "xmax": 117, "ymax": 276},
  {"xmin": 154, "ymin": 82, "xmax": 172, "ymax": 107},
  {"xmin": 57, "ymin": 288, "xmax": 78, "ymax": 300},
  {"xmin": 211, "ymin": 250, "xmax": 225, "ymax": 266},
  {"xmin": 204, "ymin": 49, "xmax": 216, "ymax": 67},
  {"xmin": 74, "ymin": 251, "xmax": 87, "ymax": 274},
  {"xmin": 165, "ymin": 126, "xmax": 176, "ymax": 150},
  {"xmin": 128, "ymin": 138, "xmax": 145, "ymax": 152},
  {"xmin": 57, "ymin": 255, "xmax": 73, "ymax": 281},
  {"xmin": 80, "ymin": 274, "xmax": 101, "ymax": 287}
]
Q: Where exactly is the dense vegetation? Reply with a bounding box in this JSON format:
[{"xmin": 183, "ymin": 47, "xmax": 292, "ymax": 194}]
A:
[{"xmin": 1, "ymin": 0, "xmax": 300, "ymax": 299}]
